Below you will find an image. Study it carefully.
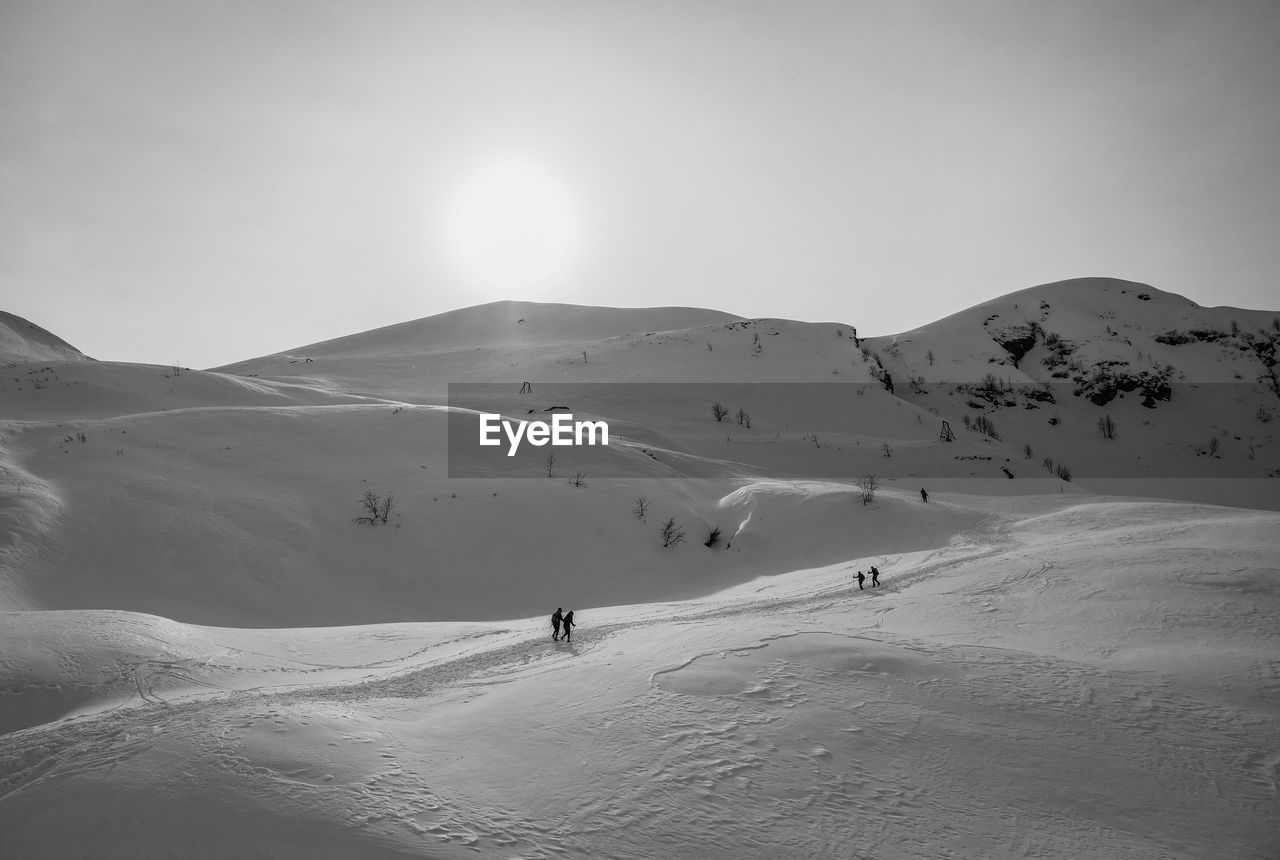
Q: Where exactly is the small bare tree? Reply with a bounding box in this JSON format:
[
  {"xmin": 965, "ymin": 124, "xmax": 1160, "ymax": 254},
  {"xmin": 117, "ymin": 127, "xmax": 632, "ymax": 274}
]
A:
[
  {"xmin": 712, "ymin": 401, "xmax": 730, "ymax": 422},
  {"xmin": 569, "ymin": 472, "xmax": 587, "ymax": 487},
  {"xmin": 857, "ymin": 474, "xmax": 880, "ymax": 505},
  {"xmin": 1097, "ymin": 414, "xmax": 1117, "ymax": 439},
  {"xmin": 661, "ymin": 517, "xmax": 686, "ymax": 547},
  {"xmin": 356, "ymin": 490, "xmax": 394, "ymax": 525},
  {"xmin": 545, "ymin": 452, "xmax": 556, "ymax": 477},
  {"xmin": 704, "ymin": 526, "xmax": 722, "ymax": 547},
  {"xmin": 633, "ymin": 497, "xmax": 650, "ymax": 520},
  {"xmin": 881, "ymin": 443, "xmax": 893, "ymax": 458},
  {"xmin": 736, "ymin": 407, "xmax": 752, "ymax": 428}
]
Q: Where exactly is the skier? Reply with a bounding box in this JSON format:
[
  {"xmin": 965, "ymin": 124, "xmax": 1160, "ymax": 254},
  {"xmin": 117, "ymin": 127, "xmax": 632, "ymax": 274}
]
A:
[
  {"xmin": 920, "ymin": 487, "xmax": 929, "ymax": 503},
  {"xmin": 551, "ymin": 608, "xmax": 563, "ymax": 641},
  {"xmin": 561, "ymin": 610, "xmax": 575, "ymax": 642},
  {"xmin": 871, "ymin": 566, "xmax": 880, "ymax": 587},
  {"xmin": 856, "ymin": 571, "xmax": 865, "ymax": 590}
]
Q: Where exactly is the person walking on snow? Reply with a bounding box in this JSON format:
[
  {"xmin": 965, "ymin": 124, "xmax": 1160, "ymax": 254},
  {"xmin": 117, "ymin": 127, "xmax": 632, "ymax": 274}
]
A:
[
  {"xmin": 871, "ymin": 566, "xmax": 880, "ymax": 587},
  {"xmin": 856, "ymin": 571, "xmax": 865, "ymax": 590},
  {"xmin": 920, "ymin": 487, "xmax": 929, "ymax": 503},
  {"xmin": 561, "ymin": 610, "xmax": 575, "ymax": 642},
  {"xmin": 551, "ymin": 608, "xmax": 563, "ymax": 640}
]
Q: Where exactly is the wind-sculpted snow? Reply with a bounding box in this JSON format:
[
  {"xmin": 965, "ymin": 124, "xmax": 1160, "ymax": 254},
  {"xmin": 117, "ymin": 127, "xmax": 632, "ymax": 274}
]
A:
[
  {"xmin": 2, "ymin": 499, "xmax": 1278, "ymax": 857},
  {"xmin": 652, "ymin": 633, "xmax": 964, "ymax": 697}
]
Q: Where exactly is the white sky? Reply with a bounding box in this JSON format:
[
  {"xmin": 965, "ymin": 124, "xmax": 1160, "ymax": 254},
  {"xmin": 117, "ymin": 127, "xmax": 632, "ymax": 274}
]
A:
[{"xmin": 2, "ymin": 0, "xmax": 1278, "ymax": 368}]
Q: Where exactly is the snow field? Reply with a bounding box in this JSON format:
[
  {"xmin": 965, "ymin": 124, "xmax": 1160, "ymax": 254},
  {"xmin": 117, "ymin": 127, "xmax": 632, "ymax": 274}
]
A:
[
  {"xmin": 2, "ymin": 497, "xmax": 1277, "ymax": 858},
  {"xmin": 3, "ymin": 285, "xmax": 1279, "ymax": 856}
]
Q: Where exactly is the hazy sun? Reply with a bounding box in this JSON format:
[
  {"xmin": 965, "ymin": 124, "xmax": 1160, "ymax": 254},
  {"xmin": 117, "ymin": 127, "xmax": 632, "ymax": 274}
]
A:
[{"xmin": 449, "ymin": 160, "xmax": 577, "ymax": 289}]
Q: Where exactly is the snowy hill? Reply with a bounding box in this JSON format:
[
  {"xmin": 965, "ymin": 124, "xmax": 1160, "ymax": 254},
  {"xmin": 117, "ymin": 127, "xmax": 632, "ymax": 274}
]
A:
[
  {"xmin": 872, "ymin": 277, "xmax": 1279, "ymax": 389},
  {"xmin": 2, "ymin": 285, "xmax": 1279, "ymax": 858},
  {"xmin": 215, "ymin": 300, "xmax": 750, "ymax": 397},
  {"xmin": 2, "ymin": 284, "xmax": 1276, "ymax": 621},
  {"xmin": 864, "ymin": 278, "xmax": 1280, "ymax": 507},
  {"xmin": 0, "ymin": 311, "xmax": 91, "ymax": 366}
]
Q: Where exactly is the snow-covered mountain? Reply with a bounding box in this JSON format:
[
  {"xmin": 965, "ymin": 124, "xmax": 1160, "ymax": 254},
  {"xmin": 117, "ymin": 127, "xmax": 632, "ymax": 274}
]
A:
[
  {"xmin": 867, "ymin": 277, "xmax": 1280, "ymax": 501},
  {"xmin": 0, "ymin": 311, "xmax": 92, "ymax": 366},
  {"xmin": 2, "ymin": 281, "xmax": 1277, "ymax": 858}
]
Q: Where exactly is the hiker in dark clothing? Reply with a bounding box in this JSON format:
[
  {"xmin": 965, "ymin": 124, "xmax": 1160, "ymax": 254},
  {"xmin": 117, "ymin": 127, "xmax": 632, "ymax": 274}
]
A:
[
  {"xmin": 856, "ymin": 571, "xmax": 865, "ymax": 590},
  {"xmin": 920, "ymin": 488, "xmax": 929, "ymax": 503},
  {"xmin": 561, "ymin": 610, "xmax": 575, "ymax": 642},
  {"xmin": 871, "ymin": 567, "xmax": 880, "ymax": 587},
  {"xmin": 551, "ymin": 608, "xmax": 563, "ymax": 640}
]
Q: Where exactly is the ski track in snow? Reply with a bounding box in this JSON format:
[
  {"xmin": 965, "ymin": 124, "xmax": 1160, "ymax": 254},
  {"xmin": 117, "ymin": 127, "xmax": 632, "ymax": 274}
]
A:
[{"xmin": 2, "ymin": 510, "xmax": 1279, "ymax": 858}]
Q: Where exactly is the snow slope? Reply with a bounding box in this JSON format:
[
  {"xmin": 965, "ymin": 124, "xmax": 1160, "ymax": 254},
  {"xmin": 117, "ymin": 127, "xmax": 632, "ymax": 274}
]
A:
[
  {"xmin": 2, "ymin": 496, "xmax": 1276, "ymax": 857},
  {"xmin": 0, "ymin": 311, "xmax": 91, "ymax": 367},
  {"xmin": 867, "ymin": 277, "xmax": 1280, "ymax": 509},
  {"xmin": 2, "ymin": 284, "xmax": 1279, "ymax": 857}
]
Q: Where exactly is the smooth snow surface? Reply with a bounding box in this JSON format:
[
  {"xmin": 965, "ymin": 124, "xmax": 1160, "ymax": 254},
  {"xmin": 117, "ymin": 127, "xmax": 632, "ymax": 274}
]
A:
[
  {"xmin": 3, "ymin": 500, "xmax": 1277, "ymax": 858},
  {"xmin": 3, "ymin": 283, "xmax": 1278, "ymax": 858}
]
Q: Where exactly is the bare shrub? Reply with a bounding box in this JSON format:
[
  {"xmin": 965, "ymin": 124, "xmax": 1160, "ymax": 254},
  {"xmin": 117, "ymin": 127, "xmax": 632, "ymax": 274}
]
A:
[
  {"xmin": 661, "ymin": 517, "xmax": 687, "ymax": 547},
  {"xmin": 355, "ymin": 490, "xmax": 394, "ymax": 525},
  {"xmin": 857, "ymin": 474, "xmax": 880, "ymax": 505}
]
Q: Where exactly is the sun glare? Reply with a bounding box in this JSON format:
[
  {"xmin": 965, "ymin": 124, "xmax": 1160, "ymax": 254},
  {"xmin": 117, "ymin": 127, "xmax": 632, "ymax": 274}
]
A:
[{"xmin": 449, "ymin": 160, "xmax": 577, "ymax": 290}]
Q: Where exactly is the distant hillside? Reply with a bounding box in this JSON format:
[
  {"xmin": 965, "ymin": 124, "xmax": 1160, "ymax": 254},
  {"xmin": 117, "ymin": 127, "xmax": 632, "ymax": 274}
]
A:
[
  {"xmin": 245, "ymin": 300, "xmax": 744, "ymax": 357},
  {"xmin": 859, "ymin": 278, "xmax": 1280, "ymax": 492},
  {"xmin": 2, "ymin": 281, "xmax": 1278, "ymax": 627},
  {"xmin": 0, "ymin": 312, "xmax": 91, "ymax": 366},
  {"xmin": 214, "ymin": 300, "xmax": 749, "ymax": 399},
  {"xmin": 871, "ymin": 277, "xmax": 1279, "ymax": 387}
]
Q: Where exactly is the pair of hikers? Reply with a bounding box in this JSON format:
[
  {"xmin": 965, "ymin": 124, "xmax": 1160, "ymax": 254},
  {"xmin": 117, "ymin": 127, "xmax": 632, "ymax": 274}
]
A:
[
  {"xmin": 856, "ymin": 566, "xmax": 881, "ymax": 589},
  {"xmin": 551, "ymin": 607, "xmax": 575, "ymax": 641}
]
